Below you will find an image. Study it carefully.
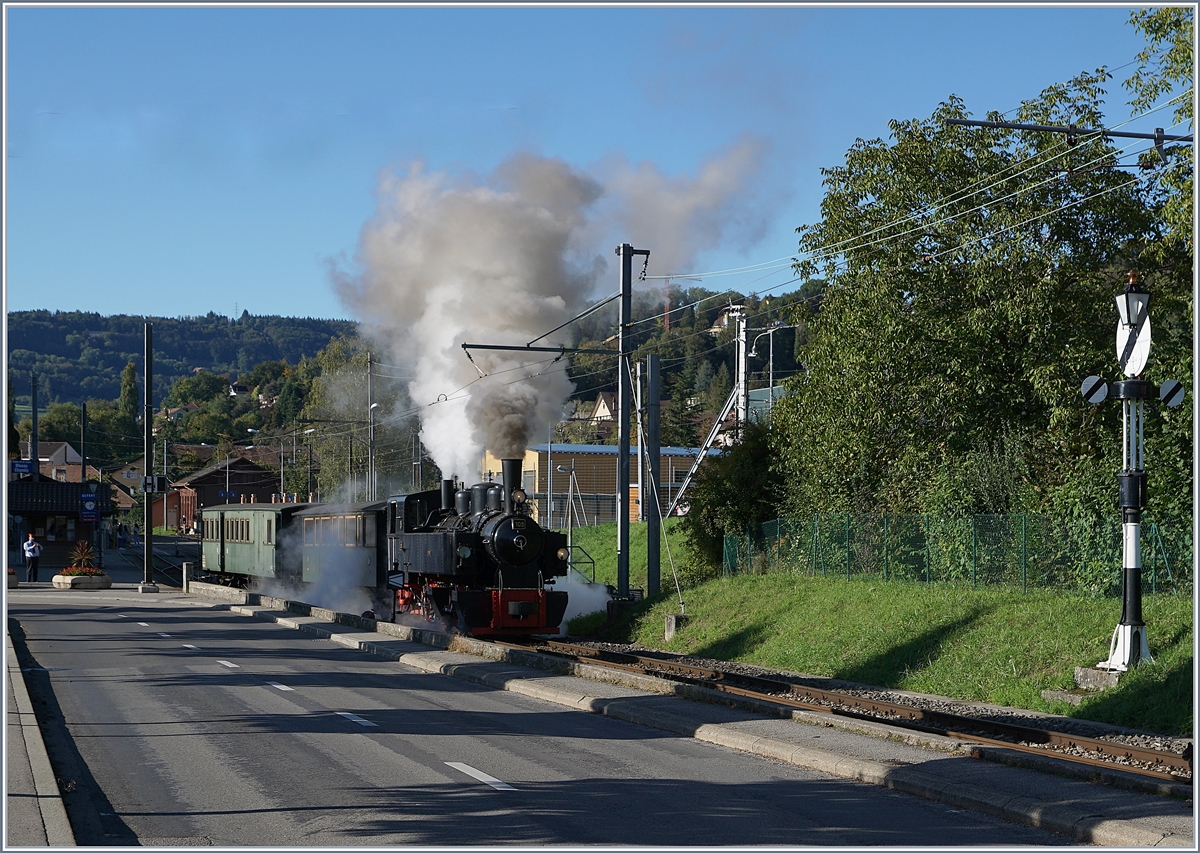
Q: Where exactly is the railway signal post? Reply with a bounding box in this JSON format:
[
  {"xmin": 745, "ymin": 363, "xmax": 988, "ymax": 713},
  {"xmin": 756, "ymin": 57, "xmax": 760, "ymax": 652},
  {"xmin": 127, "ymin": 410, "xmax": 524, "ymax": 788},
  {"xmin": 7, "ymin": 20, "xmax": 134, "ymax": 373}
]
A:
[{"xmin": 1081, "ymin": 271, "xmax": 1184, "ymax": 672}]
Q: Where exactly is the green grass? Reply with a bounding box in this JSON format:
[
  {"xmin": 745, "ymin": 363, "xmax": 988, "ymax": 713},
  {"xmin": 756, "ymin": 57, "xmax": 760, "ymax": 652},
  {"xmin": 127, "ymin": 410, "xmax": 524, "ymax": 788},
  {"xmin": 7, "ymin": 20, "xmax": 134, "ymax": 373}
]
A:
[
  {"xmin": 559, "ymin": 523, "xmax": 1193, "ymax": 736},
  {"xmin": 557, "ymin": 518, "xmax": 691, "ymax": 592}
]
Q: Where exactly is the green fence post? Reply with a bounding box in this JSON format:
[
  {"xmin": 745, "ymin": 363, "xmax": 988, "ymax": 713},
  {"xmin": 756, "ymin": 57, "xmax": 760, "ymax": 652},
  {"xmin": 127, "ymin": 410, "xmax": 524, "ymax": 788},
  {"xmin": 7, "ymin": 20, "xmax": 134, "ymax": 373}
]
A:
[
  {"xmin": 1021, "ymin": 513, "xmax": 1027, "ymax": 594},
  {"xmin": 924, "ymin": 514, "xmax": 931, "ymax": 584},
  {"xmin": 845, "ymin": 513, "xmax": 851, "ymax": 580},
  {"xmin": 883, "ymin": 515, "xmax": 889, "ymax": 582},
  {"xmin": 964, "ymin": 518, "xmax": 974, "ymax": 590},
  {"xmin": 811, "ymin": 516, "xmax": 817, "ymax": 577},
  {"xmin": 1149, "ymin": 522, "xmax": 1157, "ymax": 593}
]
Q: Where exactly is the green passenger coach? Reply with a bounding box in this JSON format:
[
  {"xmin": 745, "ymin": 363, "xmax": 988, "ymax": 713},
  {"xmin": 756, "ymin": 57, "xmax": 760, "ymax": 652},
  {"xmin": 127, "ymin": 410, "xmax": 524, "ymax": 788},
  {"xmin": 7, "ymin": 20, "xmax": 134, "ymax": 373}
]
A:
[
  {"xmin": 200, "ymin": 502, "xmax": 311, "ymax": 582},
  {"xmin": 294, "ymin": 501, "xmax": 389, "ymax": 589},
  {"xmin": 199, "ymin": 501, "xmax": 391, "ymax": 596}
]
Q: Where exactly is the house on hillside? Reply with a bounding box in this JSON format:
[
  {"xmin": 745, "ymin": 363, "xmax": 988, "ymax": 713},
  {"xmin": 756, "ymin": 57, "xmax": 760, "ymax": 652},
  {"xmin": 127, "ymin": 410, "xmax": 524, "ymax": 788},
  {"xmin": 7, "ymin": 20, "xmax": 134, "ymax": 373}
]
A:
[
  {"xmin": 18, "ymin": 441, "xmax": 82, "ymax": 466},
  {"xmin": 589, "ymin": 392, "xmax": 617, "ymax": 424},
  {"xmin": 707, "ymin": 303, "xmax": 746, "ymax": 336},
  {"xmin": 159, "ymin": 402, "xmax": 201, "ymax": 422}
]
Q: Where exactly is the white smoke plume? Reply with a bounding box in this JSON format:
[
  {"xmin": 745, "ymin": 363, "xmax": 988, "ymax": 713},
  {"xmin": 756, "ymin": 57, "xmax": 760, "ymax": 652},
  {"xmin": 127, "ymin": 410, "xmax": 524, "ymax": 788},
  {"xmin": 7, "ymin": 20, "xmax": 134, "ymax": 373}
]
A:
[
  {"xmin": 337, "ymin": 154, "xmax": 603, "ymax": 480},
  {"xmin": 335, "ymin": 142, "xmax": 770, "ymax": 478},
  {"xmin": 594, "ymin": 135, "xmax": 774, "ymax": 276}
]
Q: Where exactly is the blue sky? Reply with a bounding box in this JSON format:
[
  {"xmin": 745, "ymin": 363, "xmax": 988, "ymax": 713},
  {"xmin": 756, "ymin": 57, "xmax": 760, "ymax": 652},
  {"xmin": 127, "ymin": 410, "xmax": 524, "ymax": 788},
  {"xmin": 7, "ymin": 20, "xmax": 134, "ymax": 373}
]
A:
[{"xmin": 4, "ymin": 4, "xmax": 1168, "ymax": 323}]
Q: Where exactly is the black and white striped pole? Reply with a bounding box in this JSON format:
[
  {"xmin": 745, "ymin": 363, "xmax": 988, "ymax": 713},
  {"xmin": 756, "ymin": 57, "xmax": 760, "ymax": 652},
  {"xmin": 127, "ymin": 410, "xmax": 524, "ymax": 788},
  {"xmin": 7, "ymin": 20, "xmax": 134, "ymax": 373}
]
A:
[{"xmin": 1082, "ymin": 271, "xmax": 1184, "ymax": 672}]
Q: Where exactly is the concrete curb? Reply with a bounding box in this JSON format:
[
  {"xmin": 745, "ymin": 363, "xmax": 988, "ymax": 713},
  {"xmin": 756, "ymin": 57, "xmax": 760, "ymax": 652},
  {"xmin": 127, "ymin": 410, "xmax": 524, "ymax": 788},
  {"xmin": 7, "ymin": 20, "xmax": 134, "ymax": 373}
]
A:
[
  {"xmin": 213, "ymin": 595, "xmax": 1189, "ymax": 847},
  {"xmin": 6, "ymin": 629, "xmax": 76, "ymax": 847}
]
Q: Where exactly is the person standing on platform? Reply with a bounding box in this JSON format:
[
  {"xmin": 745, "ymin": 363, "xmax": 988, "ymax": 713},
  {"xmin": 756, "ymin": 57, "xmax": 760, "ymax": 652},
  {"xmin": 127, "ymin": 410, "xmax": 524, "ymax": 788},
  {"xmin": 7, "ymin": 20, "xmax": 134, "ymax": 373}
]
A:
[{"xmin": 22, "ymin": 533, "xmax": 42, "ymax": 583}]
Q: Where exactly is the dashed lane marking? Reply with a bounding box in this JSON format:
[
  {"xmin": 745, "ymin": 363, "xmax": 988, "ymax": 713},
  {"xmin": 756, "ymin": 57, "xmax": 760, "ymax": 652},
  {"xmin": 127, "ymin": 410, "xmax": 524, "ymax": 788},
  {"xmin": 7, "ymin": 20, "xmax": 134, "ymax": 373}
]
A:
[
  {"xmin": 157, "ymin": 633, "xmax": 171, "ymax": 638},
  {"xmin": 337, "ymin": 711, "xmax": 378, "ymax": 727},
  {"xmin": 266, "ymin": 682, "xmax": 294, "ymax": 691},
  {"xmin": 217, "ymin": 660, "xmax": 240, "ymax": 668},
  {"xmin": 182, "ymin": 644, "xmax": 200, "ymax": 650},
  {"xmin": 137, "ymin": 622, "xmax": 150, "ymax": 626},
  {"xmin": 446, "ymin": 762, "xmax": 517, "ymax": 791}
]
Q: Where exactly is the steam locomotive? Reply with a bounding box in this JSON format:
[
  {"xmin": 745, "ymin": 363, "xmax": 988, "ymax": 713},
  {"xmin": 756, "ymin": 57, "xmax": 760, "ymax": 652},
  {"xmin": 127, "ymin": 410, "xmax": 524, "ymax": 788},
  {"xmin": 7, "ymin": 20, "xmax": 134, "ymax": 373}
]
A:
[{"xmin": 199, "ymin": 458, "xmax": 570, "ymax": 636}]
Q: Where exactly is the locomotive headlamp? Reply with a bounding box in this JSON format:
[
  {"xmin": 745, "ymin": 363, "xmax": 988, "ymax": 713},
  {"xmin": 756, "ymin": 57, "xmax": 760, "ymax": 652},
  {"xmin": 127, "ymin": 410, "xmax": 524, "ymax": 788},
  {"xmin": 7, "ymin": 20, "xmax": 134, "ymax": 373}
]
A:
[
  {"xmin": 457, "ymin": 545, "xmax": 472, "ymax": 559},
  {"xmin": 511, "ymin": 488, "xmax": 527, "ymax": 505},
  {"xmin": 556, "ymin": 547, "xmax": 570, "ymax": 562}
]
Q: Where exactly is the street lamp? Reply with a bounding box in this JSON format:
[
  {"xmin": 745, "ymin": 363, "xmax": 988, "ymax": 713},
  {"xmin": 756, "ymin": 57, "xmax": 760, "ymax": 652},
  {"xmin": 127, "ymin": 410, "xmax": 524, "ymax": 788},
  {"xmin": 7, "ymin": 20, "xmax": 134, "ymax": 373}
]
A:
[{"xmin": 748, "ymin": 322, "xmax": 795, "ymax": 416}]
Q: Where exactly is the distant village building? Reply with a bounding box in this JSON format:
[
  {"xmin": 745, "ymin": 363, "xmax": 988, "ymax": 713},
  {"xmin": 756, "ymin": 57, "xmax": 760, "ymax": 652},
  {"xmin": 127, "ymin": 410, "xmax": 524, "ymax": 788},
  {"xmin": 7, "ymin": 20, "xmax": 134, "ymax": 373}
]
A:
[{"xmin": 8, "ymin": 478, "xmax": 115, "ymax": 571}]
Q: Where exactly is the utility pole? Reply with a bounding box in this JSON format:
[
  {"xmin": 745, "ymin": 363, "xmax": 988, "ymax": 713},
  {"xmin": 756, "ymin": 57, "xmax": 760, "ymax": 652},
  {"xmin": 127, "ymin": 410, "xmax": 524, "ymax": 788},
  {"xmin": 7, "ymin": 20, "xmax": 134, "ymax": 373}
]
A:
[
  {"xmin": 367, "ymin": 352, "xmax": 376, "ymax": 501},
  {"xmin": 30, "ymin": 373, "xmax": 39, "ymax": 482},
  {"xmin": 732, "ymin": 306, "xmax": 748, "ymax": 427},
  {"xmin": 140, "ymin": 323, "xmax": 158, "ymax": 593},
  {"xmin": 635, "ymin": 361, "xmax": 644, "ymax": 523},
  {"xmin": 646, "ymin": 354, "xmax": 662, "ymax": 597},
  {"xmin": 80, "ymin": 402, "xmax": 87, "ymax": 483},
  {"xmin": 615, "ymin": 243, "xmax": 650, "ymax": 598}
]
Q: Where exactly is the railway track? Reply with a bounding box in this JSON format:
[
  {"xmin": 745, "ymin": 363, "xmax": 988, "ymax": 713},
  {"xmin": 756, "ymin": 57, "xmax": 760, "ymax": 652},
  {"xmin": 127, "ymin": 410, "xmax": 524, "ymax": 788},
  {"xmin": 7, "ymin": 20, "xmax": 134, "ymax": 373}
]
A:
[{"xmin": 502, "ymin": 638, "xmax": 1191, "ymax": 786}]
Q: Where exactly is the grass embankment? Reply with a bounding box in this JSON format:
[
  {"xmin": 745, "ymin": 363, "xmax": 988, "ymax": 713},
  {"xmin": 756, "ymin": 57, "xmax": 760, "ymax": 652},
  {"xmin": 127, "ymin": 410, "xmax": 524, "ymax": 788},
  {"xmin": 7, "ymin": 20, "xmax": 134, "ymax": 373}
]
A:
[{"xmin": 559, "ymin": 521, "xmax": 1193, "ymax": 737}]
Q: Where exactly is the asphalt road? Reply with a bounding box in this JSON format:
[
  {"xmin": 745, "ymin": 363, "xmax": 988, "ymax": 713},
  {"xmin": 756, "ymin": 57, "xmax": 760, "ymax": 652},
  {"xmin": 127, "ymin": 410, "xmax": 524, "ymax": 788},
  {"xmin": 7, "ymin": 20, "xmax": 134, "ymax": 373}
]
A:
[{"xmin": 10, "ymin": 592, "xmax": 1074, "ymax": 846}]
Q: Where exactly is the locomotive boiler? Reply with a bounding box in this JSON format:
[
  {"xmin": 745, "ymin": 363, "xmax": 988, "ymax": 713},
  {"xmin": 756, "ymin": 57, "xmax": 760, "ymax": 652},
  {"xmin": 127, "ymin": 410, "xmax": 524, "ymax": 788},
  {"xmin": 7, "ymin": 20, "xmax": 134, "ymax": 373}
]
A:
[{"xmin": 387, "ymin": 458, "xmax": 570, "ymax": 635}]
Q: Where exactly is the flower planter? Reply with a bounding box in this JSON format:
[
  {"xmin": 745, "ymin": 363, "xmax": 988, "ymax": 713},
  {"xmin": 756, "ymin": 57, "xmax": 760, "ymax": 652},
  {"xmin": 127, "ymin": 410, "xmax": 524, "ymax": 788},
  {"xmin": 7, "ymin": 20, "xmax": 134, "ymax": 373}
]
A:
[{"xmin": 52, "ymin": 573, "xmax": 113, "ymax": 590}]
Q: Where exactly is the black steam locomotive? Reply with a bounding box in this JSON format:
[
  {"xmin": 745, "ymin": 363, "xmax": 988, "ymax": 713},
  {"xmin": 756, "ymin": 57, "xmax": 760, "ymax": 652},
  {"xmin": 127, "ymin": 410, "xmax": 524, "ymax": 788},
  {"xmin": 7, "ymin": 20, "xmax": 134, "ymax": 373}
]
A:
[
  {"xmin": 199, "ymin": 458, "xmax": 570, "ymax": 636},
  {"xmin": 387, "ymin": 458, "xmax": 570, "ymax": 635}
]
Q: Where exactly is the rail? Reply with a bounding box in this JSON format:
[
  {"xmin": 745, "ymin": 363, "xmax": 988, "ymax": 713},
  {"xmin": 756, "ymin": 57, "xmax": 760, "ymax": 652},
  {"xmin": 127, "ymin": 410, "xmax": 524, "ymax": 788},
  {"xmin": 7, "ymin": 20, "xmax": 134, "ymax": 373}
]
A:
[{"xmin": 507, "ymin": 639, "xmax": 1191, "ymax": 786}]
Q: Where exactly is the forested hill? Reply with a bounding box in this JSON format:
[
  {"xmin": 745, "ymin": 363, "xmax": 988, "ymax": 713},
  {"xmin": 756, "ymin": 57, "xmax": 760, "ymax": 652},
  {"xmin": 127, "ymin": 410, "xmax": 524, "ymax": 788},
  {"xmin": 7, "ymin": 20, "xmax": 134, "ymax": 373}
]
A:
[{"xmin": 8, "ymin": 310, "xmax": 356, "ymax": 407}]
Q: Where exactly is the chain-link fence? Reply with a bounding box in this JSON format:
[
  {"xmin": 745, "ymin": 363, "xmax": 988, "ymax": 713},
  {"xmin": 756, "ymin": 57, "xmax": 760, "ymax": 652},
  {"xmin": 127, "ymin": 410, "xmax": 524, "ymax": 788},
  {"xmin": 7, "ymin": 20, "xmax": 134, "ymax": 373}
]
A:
[{"xmin": 723, "ymin": 514, "xmax": 1191, "ymax": 595}]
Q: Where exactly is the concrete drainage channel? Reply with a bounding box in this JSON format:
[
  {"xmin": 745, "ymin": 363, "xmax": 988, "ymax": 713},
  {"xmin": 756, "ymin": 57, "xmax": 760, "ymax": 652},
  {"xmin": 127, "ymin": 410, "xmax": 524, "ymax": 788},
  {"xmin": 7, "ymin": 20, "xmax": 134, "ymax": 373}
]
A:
[{"xmin": 189, "ymin": 581, "xmax": 1190, "ymax": 848}]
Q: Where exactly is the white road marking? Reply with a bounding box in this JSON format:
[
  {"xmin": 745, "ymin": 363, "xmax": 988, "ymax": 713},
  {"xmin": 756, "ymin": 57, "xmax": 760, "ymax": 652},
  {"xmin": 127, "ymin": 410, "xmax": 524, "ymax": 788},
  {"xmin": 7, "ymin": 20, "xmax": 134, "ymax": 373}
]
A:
[
  {"xmin": 157, "ymin": 633, "xmax": 171, "ymax": 638},
  {"xmin": 117, "ymin": 615, "xmax": 128, "ymax": 618},
  {"xmin": 337, "ymin": 711, "xmax": 377, "ymax": 727},
  {"xmin": 182, "ymin": 644, "xmax": 200, "ymax": 650},
  {"xmin": 445, "ymin": 762, "xmax": 517, "ymax": 791},
  {"xmin": 266, "ymin": 682, "xmax": 294, "ymax": 691},
  {"xmin": 137, "ymin": 622, "xmax": 149, "ymax": 626},
  {"xmin": 217, "ymin": 660, "xmax": 240, "ymax": 668}
]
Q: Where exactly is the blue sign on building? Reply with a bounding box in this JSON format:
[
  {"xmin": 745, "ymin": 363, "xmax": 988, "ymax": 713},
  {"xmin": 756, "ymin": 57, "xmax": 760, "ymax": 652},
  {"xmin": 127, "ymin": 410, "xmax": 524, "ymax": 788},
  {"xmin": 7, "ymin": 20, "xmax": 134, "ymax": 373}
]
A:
[
  {"xmin": 81, "ymin": 492, "xmax": 99, "ymax": 523},
  {"xmin": 11, "ymin": 460, "xmax": 33, "ymax": 474}
]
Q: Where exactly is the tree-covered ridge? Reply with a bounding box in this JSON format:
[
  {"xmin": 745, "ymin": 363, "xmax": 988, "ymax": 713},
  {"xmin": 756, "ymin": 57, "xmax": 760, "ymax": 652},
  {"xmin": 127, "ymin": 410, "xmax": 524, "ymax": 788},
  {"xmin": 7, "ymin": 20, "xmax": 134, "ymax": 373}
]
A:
[{"xmin": 8, "ymin": 310, "xmax": 356, "ymax": 409}]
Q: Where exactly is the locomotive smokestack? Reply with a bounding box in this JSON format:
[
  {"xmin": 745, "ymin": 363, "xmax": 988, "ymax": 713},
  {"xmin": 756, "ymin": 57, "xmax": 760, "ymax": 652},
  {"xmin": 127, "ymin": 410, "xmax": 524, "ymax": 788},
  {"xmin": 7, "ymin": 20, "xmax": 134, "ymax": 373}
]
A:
[
  {"xmin": 501, "ymin": 458, "xmax": 522, "ymax": 515},
  {"xmin": 441, "ymin": 479, "xmax": 455, "ymax": 510}
]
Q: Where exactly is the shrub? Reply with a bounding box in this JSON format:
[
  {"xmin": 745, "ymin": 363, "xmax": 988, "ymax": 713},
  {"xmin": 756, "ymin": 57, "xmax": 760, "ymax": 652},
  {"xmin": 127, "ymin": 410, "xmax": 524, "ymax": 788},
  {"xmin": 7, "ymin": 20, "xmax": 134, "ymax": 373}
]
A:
[
  {"xmin": 57, "ymin": 567, "xmax": 107, "ymax": 577},
  {"xmin": 69, "ymin": 541, "xmax": 96, "ymax": 567}
]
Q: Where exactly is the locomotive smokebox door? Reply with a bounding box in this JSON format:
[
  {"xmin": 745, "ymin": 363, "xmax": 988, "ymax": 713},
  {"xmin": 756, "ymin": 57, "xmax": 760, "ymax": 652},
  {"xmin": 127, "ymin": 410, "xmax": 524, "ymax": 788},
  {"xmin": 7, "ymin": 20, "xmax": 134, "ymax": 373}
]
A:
[{"xmin": 482, "ymin": 515, "xmax": 544, "ymax": 566}]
